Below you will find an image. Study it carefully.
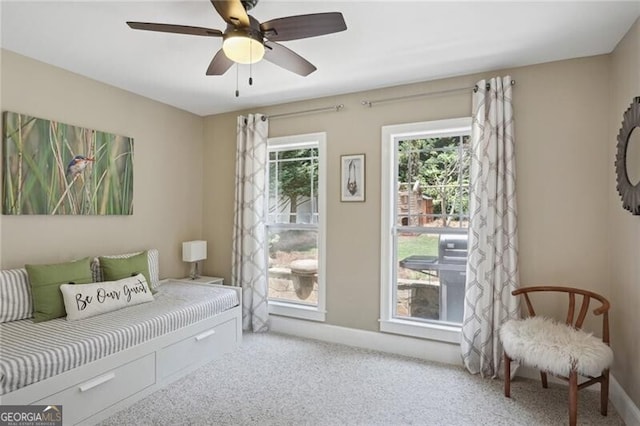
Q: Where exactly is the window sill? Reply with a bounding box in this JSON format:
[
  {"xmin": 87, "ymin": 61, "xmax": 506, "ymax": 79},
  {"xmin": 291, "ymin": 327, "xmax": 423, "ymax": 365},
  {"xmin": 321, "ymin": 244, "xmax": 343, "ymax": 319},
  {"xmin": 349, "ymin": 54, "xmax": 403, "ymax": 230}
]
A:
[
  {"xmin": 379, "ymin": 318, "xmax": 461, "ymax": 344},
  {"xmin": 269, "ymin": 301, "xmax": 326, "ymax": 322}
]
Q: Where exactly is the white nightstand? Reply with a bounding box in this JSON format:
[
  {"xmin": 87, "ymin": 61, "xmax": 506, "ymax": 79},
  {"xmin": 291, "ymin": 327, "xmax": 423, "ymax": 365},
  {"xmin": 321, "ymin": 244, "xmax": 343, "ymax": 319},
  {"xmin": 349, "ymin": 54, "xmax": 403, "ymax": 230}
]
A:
[{"xmin": 174, "ymin": 276, "xmax": 224, "ymax": 286}]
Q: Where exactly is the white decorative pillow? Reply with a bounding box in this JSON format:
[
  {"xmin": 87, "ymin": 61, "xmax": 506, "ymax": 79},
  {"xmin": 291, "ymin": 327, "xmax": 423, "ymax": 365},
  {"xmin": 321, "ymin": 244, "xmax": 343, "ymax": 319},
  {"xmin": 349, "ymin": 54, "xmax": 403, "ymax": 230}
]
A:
[
  {"xmin": 91, "ymin": 248, "xmax": 160, "ymax": 289},
  {"xmin": 0, "ymin": 268, "xmax": 33, "ymax": 323},
  {"xmin": 60, "ymin": 274, "xmax": 154, "ymax": 321}
]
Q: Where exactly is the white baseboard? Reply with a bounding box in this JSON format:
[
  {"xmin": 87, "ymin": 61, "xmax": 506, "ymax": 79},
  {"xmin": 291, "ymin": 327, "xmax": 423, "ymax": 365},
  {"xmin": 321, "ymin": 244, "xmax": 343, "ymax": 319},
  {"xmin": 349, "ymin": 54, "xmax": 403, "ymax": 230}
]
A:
[
  {"xmin": 269, "ymin": 316, "xmax": 461, "ymax": 366},
  {"xmin": 269, "ymin": 316, "xmax": 640, "ymax": 425},
  {"xmin": 611, "ymin": 375, "xmax": 640, "ymax": 426}
]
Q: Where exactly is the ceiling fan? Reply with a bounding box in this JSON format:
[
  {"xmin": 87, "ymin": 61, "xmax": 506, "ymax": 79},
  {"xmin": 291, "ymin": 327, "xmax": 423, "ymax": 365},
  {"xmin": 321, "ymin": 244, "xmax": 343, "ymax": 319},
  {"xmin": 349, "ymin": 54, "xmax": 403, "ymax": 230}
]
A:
[{"xmin": 127, "ymin": 0, "xmax": 347, "ymax": 78}]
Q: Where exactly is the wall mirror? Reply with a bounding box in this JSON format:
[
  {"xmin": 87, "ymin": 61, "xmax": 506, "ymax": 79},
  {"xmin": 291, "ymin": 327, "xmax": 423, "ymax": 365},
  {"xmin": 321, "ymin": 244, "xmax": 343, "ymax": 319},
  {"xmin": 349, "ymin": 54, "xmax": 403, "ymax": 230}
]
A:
[
  {"xmin": 626, "ymin": 127, "xmax": 640, "ymax": 186},
  {"xmin": 615, "ymin": 97, "xmax": 640, "ymax": 215}
]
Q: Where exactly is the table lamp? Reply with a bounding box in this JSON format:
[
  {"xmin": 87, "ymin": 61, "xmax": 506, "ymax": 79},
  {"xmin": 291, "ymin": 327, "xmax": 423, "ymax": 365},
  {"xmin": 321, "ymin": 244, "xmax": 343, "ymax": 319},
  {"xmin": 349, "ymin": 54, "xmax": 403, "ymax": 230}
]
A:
[{"xmin": 182, "ymin": 240, "xmax": 207, "ymax": 280}]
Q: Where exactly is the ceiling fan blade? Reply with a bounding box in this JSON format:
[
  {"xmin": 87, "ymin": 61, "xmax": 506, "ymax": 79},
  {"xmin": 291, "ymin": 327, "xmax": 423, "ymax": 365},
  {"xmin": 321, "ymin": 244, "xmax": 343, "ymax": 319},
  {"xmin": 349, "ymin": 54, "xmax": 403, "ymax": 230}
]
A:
[
  {"xmin": 210, "ymin": 0, "xmax": 250, "ymax": 28},
  {"xmin": 127, "ymin": 22, "xmax": 222, "ymax": 37},
  {"xmin": 206, "ymin": 49, "xmax": 234, "ymax": 75},
  {"xmin": 263, "ymin": 41, "xmax": 316, "ymax": 77},
  {"xmin": 260, "ymin": 12, "xmax": 347, "ymax": 42}
]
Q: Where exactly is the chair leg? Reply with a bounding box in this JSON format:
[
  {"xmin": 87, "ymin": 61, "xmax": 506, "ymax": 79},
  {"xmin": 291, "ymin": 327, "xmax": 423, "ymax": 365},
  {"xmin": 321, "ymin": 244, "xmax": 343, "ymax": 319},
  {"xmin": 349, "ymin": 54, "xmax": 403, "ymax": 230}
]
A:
[
  {"xmin": 601, "ymin": 369, "xmax": 610, "ymax": 416},
  {"xmin": 504, "ymin": 353, "xmax": 511, "ymax": 398},
  {"xmin": 569, "ymin": 370, "xmax": 578, "ymax": 426},
  {"xmin": 540, "ymin": 371, "xmax": 548, "ymax": 388}
]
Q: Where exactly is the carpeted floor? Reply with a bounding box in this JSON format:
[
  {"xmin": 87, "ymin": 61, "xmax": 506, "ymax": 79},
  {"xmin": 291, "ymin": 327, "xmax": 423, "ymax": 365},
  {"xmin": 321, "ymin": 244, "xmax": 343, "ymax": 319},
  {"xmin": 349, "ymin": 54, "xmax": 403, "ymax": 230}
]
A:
[{"xmin": 100, "ymin": 333, "xmax": 623, "ymax": 425}]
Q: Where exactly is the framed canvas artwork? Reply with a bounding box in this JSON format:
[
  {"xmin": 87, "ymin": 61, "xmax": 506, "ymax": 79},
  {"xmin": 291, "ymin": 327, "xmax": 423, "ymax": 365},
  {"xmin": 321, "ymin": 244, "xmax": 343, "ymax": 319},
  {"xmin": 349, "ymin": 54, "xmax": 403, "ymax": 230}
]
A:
[{"xmin": 2, "ymin": 111, "xmax": 133, "ymax": 215}]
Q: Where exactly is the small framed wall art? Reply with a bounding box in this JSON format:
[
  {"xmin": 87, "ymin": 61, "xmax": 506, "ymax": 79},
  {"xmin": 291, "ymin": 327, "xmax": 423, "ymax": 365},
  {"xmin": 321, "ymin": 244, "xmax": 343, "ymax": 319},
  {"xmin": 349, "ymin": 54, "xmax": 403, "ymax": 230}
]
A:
[{"xmin": 340, "ymin": 154, "xmax": 365, "ymax": 202}]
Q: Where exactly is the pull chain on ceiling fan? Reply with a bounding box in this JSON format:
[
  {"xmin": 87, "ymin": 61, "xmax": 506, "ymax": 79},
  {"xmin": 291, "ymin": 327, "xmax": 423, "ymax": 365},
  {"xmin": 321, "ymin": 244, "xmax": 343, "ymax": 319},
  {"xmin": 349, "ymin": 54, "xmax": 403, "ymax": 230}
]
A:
[{"xmin": 127, "ymin": 0, "xmax": 347, "ymax": 90}]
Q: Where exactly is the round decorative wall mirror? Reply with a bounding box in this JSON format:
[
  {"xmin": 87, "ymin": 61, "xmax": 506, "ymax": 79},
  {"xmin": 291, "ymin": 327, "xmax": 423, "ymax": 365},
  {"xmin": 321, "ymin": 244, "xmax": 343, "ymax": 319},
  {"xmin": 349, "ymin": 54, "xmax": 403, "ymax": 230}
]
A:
[
  {"xmin": 615, "ymin": 97, "xmax": 640, "ymax": 215},
  {"xmin": 626, "ymin": 127, "xmax": 640, "ymax": 186}
]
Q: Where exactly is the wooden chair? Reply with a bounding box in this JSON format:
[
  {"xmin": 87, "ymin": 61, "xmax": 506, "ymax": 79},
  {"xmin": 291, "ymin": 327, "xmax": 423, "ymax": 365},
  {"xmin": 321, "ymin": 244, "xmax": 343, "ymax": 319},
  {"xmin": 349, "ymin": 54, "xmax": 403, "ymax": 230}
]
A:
[{"xmin": 500, "ymin": 286, "xmax": 613, "ymax": 426}]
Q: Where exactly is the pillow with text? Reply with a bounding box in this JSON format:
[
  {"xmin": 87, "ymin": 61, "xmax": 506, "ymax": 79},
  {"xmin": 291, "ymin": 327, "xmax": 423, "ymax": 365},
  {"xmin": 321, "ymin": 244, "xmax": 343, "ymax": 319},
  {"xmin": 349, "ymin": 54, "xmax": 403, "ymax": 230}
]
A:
[{"xmin": 60, "ymin": 274, "xmax": 154, "ymax": 321}]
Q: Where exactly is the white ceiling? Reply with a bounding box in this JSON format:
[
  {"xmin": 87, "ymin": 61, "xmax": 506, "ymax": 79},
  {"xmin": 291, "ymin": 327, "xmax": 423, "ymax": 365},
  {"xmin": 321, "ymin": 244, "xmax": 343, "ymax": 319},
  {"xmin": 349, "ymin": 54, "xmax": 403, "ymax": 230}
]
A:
[{"xmin": 1, "ymin": 1, "xmax": 639, "ymax": 116}]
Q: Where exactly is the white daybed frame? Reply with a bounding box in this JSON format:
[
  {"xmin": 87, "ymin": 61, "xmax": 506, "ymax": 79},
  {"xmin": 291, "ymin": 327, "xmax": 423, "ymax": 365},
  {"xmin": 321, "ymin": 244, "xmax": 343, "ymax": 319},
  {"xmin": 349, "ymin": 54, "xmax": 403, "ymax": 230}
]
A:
[{"xmin": 0, "ymin": 283, "xmax": 242, "ymax": 426}]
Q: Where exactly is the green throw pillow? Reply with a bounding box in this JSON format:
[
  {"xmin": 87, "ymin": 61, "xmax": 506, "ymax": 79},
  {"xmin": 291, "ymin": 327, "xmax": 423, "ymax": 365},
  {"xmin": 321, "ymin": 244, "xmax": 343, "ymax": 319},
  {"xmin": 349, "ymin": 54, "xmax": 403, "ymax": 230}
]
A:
[
  {"xmin": 25, "ymin": 257, "xmax": 93, "ymax": 323},
  {"xmin": 99, "ymin": 251, "xmax": 155, "ymax": 293}
]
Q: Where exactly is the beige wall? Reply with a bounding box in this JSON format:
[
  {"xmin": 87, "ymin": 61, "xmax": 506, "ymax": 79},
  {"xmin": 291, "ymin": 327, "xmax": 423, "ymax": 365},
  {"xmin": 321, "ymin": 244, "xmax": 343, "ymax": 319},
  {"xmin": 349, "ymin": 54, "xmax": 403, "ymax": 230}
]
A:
[
  {"xmin": 608, "ymin": 18, "xmax": 640, "ymax": 407},
  {"xmin": 202, "ymin": 113, "xmax": 237, "ymax": 285},
  {"xmin": 203, "ymin": 55, "xmax": 611, "ymax": 331},
  {"xmin": 0, "ymin": 50, "xmax": 205, "ymax": 279}
]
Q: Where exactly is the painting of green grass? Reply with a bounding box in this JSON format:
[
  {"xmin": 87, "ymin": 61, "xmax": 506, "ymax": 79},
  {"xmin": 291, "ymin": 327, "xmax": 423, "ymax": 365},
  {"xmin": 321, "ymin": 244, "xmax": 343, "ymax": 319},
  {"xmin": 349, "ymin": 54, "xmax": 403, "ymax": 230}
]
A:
[{"xmin": 2, "ymin": 111, "xmax": 133, "ymax": 215}]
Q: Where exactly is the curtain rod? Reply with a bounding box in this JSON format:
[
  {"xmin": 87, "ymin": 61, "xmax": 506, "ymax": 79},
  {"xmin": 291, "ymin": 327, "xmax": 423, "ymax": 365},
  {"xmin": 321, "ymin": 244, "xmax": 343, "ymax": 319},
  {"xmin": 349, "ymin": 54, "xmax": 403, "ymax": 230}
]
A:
[
  {"xmin": 361, "ymin": 80, "xmax": 515, "ymax": 108},
  {"xmin": 261, "ymin": 104, "xmax": 344, "ymax": 121}
]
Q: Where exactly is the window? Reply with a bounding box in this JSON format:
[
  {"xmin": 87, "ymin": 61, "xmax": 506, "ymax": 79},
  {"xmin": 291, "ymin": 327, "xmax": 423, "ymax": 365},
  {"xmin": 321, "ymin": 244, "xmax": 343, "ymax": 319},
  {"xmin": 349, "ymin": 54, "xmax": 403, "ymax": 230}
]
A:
[
  {"xmin": 266, "ymin": 133, "xmax": 326, "ymax": 322},
  {"xmin": 380, "ymin": 118, "xmax": 471, "ymax": 342}
]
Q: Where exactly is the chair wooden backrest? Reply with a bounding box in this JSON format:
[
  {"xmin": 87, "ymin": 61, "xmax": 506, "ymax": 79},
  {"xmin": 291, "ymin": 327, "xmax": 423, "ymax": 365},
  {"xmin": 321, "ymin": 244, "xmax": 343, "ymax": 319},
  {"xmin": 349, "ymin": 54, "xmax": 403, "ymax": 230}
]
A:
[
  {"xmin": 505, "ymin": 286, "xmax": 612, "ymax": 426},
  {"xmin": 512, "ymin": 286, "xmax": 610, "ymax": 345}
]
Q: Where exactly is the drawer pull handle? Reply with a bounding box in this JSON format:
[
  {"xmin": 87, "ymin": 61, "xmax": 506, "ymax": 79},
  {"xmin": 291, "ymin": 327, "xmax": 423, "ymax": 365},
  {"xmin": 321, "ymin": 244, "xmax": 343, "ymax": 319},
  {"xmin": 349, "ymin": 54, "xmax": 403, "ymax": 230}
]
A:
[
  {"xmin": 195, "ymin": 329, "xmax": 216, "ymax": 341},
  {"xmin": 79, "ymin": 372, "xmax": 115, "ymax": 392}
]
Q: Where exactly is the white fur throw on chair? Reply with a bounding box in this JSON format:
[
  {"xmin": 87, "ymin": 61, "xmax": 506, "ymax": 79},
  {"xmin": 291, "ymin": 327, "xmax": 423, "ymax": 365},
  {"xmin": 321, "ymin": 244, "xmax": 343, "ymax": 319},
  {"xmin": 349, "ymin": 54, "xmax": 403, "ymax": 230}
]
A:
[{"xmin": 500, "ymin": 316, "xmax": 613, "ymax": 378}]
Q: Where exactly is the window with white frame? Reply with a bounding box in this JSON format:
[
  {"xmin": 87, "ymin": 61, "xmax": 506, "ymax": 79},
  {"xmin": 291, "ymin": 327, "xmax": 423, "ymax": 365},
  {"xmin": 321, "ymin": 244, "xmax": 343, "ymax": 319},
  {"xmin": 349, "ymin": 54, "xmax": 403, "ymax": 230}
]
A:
[
  {"xmin": 266, "ymin": 132, "xmax": 326, "ymax": 322},
  {"xmin": 380, "ymin": 118, "xmax": 471, "ymax": 342}
]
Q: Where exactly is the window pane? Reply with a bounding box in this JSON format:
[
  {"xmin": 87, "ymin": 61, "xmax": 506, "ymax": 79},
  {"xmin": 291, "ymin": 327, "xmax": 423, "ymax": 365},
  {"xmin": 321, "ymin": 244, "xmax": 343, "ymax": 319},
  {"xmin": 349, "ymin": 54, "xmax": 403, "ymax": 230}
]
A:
[
  {"xmin": 268, "ymin": 161, "xmax": 278, "ymax": 222},
  {"xmin": 394, "ymin": 132, "xmax": 469, "ymax": 325},
  {"xmin": 268, "ymin": 228, "xmax": 318, "ymax": 306},
  {"xmin": 268, "ymin": 148, "xmax": 318, "ymax": 224},
  {"xmin": 397, "ymin": 137, "xmax": 470, "ymax": 229},
  {"xmin": 395, "ymin": 233, "xmax": 466, "ymax": 324}
]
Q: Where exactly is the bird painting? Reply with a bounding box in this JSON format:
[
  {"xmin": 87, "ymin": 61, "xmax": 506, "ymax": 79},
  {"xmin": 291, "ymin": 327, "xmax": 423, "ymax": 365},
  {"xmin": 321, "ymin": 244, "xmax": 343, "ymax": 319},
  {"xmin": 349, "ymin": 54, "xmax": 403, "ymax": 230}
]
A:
[
  {"xmin": 66, "ymin": 155, "xmax": 94, "ymax": 177},
  {"xmin": 2, "ymin": 111, "xmax": 133, "ymax": 215}
]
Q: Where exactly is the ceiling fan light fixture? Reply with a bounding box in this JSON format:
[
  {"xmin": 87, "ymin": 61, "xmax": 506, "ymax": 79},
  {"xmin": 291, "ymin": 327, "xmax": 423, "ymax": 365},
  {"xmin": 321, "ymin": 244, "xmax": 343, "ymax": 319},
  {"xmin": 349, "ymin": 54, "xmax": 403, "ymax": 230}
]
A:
[
  {"xmin": 223, "ymin": 33, "xmax": 265, "ymax": 64},
  {"xmin": 127, "ymin": 2, "xmax": 348, "ymax": 78}
]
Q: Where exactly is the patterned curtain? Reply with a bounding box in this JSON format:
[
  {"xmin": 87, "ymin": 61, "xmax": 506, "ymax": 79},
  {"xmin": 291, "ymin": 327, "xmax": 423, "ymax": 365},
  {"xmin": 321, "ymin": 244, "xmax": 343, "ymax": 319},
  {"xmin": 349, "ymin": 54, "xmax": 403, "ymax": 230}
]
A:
[
  {"xmin": 461, "ymin": 76, "xmax": 520, "ymax": 377},
  {"xmin": 232, "ymin": 114, "xmax": 269, "ymax": 332}
]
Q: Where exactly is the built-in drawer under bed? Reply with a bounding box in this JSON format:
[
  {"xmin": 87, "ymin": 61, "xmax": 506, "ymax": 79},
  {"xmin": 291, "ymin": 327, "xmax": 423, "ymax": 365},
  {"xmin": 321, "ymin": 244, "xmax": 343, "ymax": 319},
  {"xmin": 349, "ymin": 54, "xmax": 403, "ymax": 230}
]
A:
[{"xmin": 0, "ymin": 282, "xmax": 239, "ymax": 395}]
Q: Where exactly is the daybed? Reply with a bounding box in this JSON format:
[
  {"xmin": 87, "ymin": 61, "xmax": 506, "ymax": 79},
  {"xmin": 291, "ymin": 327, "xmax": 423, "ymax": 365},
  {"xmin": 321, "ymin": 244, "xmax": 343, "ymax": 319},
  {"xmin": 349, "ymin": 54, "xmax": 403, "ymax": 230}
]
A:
[{"xmin": 0, "ymin": 249, "xmax": 242, "ymax": 426}]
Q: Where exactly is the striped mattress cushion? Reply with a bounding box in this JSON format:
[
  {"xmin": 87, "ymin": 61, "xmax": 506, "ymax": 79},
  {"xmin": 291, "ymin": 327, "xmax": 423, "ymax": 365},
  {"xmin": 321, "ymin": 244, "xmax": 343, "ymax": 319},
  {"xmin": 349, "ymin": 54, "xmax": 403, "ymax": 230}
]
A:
[
  {"xmin": 0, "ymin": 281, "xmax": 239, "ymax": 395},
  {"xmin": 0, "ymin": 268, "xmax": 32, "ymax": 323}
]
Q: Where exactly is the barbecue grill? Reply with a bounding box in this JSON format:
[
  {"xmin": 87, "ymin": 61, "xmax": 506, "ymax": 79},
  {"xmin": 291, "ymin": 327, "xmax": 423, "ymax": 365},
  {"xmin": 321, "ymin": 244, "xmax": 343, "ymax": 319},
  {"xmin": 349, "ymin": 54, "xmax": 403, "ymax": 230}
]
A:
[
  {"xmin": 438, "ymin": 234, "xmax": 467, "ymax": 323},
  {"xmin": 399, "ymin": 233, "xmax": 468, "ymax": 323}
]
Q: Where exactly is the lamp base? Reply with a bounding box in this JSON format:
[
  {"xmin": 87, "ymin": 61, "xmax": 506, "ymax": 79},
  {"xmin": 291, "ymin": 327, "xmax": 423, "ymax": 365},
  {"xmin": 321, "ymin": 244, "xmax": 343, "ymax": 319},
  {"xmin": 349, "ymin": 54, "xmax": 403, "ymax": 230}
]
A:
[{"xmin": 189, "ymin": 261, "xmax": 201, "ymax": 280}]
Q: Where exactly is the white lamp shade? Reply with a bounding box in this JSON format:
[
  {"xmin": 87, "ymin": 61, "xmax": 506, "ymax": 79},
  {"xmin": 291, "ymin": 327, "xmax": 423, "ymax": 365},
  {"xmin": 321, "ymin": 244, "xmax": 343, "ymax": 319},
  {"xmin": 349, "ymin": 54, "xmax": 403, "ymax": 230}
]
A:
[
  {"xmin": 222, "ymin": 35, "xmax": 265, "ymax": 64},
  {"xmin": 182, "ymin": 240, "xmax": 207, "ymax": 262}
]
